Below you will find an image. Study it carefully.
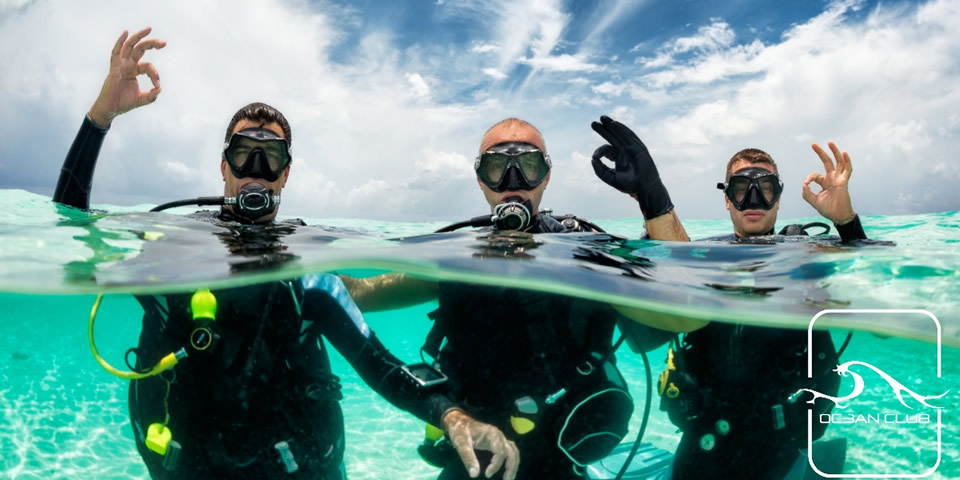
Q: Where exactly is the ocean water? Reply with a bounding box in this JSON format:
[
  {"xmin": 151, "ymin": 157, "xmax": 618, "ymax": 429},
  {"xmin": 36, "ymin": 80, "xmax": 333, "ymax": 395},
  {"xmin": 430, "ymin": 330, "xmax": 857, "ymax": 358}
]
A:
[{"xmin": 0, "ymin": 190, "xmax": 958, "ymax": 479}]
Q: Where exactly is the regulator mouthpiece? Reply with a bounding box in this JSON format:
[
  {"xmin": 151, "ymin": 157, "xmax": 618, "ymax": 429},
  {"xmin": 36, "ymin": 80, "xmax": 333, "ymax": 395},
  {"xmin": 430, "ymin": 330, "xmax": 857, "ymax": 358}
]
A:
[
  {"xmin": 224, "ymin": 183, "xmax": 281, "ymax": 222},
  {"xmin": 492, "ymin": 197, "xmax": 533, "ymax": 231}
]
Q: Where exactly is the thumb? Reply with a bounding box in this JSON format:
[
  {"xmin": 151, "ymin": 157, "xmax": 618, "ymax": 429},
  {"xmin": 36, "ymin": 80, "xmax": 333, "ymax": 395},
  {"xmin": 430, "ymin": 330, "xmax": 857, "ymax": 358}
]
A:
[
  {"xmin": 591, "ymin": 145, "xmax": 616, "ymax": 187},
  {"xmin": 801, "ymin": 172, "xmax": 819, "ymax": 206}
]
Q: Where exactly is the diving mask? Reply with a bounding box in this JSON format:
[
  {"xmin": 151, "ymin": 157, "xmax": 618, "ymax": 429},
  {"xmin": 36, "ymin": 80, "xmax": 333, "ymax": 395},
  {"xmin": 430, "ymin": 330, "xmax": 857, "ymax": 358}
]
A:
[
  {"xmin": 717, "ymin": 167, "xmax": 783, "ymax": 211},
  {"xmin": 222, "ymin": 128, "xmax": 292, "ymax": 182},
  {"xmin": 475, "ymin": 142, "xmax": 551, "ymax": 192}
]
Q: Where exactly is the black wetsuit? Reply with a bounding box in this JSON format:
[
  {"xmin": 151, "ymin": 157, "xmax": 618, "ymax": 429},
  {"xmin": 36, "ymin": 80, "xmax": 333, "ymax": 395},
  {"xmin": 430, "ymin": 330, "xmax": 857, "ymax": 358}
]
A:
[
  {"xmin": 666, "ymin": 218, "xmax": 868, "ymax": 480},
  {"xmin": 54, "ymin": 117, "xmax": 457, "ymax": 479},
  {"xmin": 430, "ymin": 214, "xmax": 669, "ymax": 479}
]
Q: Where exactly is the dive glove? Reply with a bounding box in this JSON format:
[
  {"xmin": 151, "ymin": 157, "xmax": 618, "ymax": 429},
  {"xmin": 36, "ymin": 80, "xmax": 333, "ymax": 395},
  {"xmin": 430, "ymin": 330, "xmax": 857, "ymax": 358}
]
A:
[{"xmin": 591, "ymin": 115, "xmax": 674, "ymax": 219}]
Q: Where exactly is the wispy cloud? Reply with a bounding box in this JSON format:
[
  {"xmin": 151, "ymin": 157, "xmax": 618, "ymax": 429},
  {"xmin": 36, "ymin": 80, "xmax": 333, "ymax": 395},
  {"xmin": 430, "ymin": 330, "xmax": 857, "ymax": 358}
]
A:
[{"xmin": 2, "ymin": 0, "xmax": 958, "ymax": 223}]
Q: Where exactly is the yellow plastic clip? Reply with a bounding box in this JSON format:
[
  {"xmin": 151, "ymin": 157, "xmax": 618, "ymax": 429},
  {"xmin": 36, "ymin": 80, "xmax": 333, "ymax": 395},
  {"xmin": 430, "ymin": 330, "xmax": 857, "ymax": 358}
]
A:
[
  {"xmin": 424, "ymin": 423, "xmax": 445, "ymax": 443},
  {"xmin": 509, "ymin": 416, "xmax": 536, "ymax": 435},
  {"xmin": 191, "ymin": 289, "xmax": 217, "ymax": 322},
  {"xmin": 145, "ymin": 423, "xmax": 172, "ymax": 455}
]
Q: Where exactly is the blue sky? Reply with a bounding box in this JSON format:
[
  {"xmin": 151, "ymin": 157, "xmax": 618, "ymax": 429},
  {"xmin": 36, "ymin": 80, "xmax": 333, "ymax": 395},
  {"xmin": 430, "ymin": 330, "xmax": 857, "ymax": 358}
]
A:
[{"xmin": 1, "ymin": 0, "xmax": 958, "ymax": 222}]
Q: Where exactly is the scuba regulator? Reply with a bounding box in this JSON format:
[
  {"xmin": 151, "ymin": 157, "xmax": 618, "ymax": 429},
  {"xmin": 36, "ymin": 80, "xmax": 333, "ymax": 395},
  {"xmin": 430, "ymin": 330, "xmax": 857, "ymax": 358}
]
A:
[
  {"xmin": 434, "ymin": 197, "xmax": 536, "ymax": 233},
  {"xmin": 150, "ymin": 183, "xmax": 281, "ymax": 222},
  {"xmin": 492, "ymin": 198, "xmax": 533, "ymax": 231}
]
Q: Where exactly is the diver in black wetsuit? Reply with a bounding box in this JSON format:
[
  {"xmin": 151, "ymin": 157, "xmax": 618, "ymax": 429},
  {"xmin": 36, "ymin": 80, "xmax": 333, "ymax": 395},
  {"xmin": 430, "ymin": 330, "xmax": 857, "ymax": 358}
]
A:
[
  {"xmin": 342, "ymin": 117, "xmax": 697, "ymax": 479},
  {"xmin": 591, "ymin": 116, "xmax": 866, "ymax": 479},
  {"xmin": 52, "ymin": 27, "xmax": 518, "ymax": 480}
]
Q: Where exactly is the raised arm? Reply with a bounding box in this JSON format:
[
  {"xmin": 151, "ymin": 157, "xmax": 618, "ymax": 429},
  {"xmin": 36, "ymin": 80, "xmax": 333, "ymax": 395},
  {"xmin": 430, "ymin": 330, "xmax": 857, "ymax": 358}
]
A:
[
  {"xmin": 590, "ymin": 115, "xmax": 690, "ymax": 241},
  {"xmin": 301, "ymin": 274, "xmax": 518, "ymax": 479},
  {"xmin": 53, "ymin": 27, "xmax": 165, "ymax": 209}
]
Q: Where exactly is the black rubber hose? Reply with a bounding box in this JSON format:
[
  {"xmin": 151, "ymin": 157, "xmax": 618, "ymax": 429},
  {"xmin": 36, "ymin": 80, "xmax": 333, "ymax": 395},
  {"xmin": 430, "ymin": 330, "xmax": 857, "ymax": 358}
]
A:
[
  {"xmin": 150, "ymin": 196, "xmax": 225, "ymax": 212},
  {"xmin": 434, "ymin": 215, "xmax": 494, "ymax": 233},
  {"xmin": 837, "ymin": 331, "xmax": 853, "ymax": 357}
]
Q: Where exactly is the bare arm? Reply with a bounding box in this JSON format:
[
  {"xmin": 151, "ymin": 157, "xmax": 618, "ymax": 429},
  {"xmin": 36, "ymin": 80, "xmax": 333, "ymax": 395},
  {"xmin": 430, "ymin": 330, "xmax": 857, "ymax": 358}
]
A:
[
  {"xmin": 639, "ymin": 204, "xmax": 690, "ymax": 241},
  {"xmin": 338, "ymin": 272, "xmax": 439, "ymax": 312},
  {"xmin": 613, "ymin": 305, "xmax": 708, "ymax": 333}
]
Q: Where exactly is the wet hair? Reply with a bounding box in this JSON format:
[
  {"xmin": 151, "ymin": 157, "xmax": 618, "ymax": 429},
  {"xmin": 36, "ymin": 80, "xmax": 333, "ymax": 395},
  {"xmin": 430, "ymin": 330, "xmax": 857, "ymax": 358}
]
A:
[
  {"xmin": 224, "ymin": 102, "xmax": 292, "ymax": 145},
  {"xmin": 480, "ymin": 118, "xmax": 546, "ymax": 154},
  {"xmin": 725, "ymin": 148, "xmax": 779, "ymax": 181}
]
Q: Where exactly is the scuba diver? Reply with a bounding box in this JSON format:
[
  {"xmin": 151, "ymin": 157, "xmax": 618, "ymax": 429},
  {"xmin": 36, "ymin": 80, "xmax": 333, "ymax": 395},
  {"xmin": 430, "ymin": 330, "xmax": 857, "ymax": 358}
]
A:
[
  {"xmin": 341, "ymin": 118, "xmax": 699, "ymax": 480},
  {"xmin": 591, "ymin": 115, "xmax": 866, "ymax": 479},
  {"xmin": 53, "ymin": 27, "xmax": 518, "ymax": 479}
]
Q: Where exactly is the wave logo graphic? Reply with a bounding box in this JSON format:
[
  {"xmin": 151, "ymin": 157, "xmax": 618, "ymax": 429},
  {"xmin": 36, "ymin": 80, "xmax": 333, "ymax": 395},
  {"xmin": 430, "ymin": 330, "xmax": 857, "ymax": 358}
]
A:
[
  {"xmin": 802, "ymin": 360, "xmax": 949, "ymax": 410},
  {"xmin": 807, "ymin": 309, "xmax": 945, "ymax": 478}
]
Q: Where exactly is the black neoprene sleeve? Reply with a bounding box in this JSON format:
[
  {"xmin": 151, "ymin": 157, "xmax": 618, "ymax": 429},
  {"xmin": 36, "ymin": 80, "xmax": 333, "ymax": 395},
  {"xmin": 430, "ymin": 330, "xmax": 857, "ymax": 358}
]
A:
[
  {"xmin": 53, "ymin": 116, "xmax": 108, "ymax": 209},
  {"xmin": 835, "ymin": 214, "xmax": 867, "ymax": 242},
  {"xmin": 304, "ymin": 285, "xmax": 457, "ymax": 428}
]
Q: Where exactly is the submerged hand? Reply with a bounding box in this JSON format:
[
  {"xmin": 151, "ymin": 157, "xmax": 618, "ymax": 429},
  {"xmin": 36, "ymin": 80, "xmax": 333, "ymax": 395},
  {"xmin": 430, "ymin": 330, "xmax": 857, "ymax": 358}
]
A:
[
  {"xmin": 443, "ymin": 409, "xmax": 519, "ymax": 479},
  {"xmin": 802, "ymin": 142, "xmax": 856, "ymax": 225},
  {"xmin": 590, "ymin": 115, "xmax": 673, "ymax": 219},
  {"xmin": 88, "ymin": 27, "xmax": 166, "ymax": 128}
]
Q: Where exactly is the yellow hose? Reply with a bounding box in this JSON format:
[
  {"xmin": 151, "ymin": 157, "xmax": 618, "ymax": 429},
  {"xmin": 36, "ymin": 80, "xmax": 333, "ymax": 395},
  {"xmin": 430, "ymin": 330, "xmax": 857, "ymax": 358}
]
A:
[{"xmin": 89, "ymin": 294, "xmax": 182, "ymax": 379}]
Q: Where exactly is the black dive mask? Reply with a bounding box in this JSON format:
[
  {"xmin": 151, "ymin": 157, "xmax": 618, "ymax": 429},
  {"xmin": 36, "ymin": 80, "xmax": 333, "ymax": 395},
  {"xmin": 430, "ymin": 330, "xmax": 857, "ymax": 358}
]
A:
[
  {"xmin": 475, "ymin": 142, "xmax": 551, "ymax": 193},
  {"xmin": 492, "ymin": 197, "xmax": 534, "ymax": 231},
  {"xmin": 222, "ymin": 128, "xmax": 292, "ymax": 182},
  {"xmin": 717, "ymin": 167, "xmax": 783, "ymax": 211},
  {"xmin": 224, "ymin": 183, "xmax": 281, "ymax": 222}
]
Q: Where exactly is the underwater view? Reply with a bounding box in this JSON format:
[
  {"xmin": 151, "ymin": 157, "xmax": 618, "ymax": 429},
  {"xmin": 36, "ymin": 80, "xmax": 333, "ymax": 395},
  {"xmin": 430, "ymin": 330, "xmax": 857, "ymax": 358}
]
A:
[{"xmin": 0, "ymin": 190, "xmax": 957, "ymax": 479}]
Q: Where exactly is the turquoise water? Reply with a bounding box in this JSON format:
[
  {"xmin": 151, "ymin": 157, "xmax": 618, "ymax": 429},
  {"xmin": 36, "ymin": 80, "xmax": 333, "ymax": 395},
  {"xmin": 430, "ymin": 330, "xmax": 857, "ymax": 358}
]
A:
[{"xmin": 1, "ymin": 190, "xmax": 958, "ymax": 478}]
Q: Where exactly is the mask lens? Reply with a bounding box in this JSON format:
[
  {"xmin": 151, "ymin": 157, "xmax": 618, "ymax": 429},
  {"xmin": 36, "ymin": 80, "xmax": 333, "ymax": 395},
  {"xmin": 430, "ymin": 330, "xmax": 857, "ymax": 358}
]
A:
[
  {"xmin": 757, "ymin": 176, "xmax": 780, "ymax": 203},
  {"xmin": 261, "ymin": 143, "xmax": 290, "ymax": 171},
  {"xmin": 478, "ymin": 154, "xmax": 510, "ymax": 184},
  {"xmin": 225, "ymin": 143, "xmax": 252, "ymax": 169},
  {"xmin": 515, "ymin": 152, "xmax": 549, "ymax": 183},
  {"xmin": 727, "ymin": 177, "xmax": 751, "ymax": 203}
]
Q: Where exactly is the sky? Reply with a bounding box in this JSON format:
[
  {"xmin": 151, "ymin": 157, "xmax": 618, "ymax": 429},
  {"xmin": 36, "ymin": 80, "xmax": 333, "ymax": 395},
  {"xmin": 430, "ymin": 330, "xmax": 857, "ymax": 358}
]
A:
[{"xmin": 1, "ymin": 0, "xmax": 958, "ymax": 222}]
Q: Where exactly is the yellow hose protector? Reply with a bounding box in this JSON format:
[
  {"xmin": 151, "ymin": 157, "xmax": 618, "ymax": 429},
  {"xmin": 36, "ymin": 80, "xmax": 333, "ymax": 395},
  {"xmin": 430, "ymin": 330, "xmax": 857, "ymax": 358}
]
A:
[{"xmin": 88, "ymin": 294, "xmax": 182, "ymax": 379}]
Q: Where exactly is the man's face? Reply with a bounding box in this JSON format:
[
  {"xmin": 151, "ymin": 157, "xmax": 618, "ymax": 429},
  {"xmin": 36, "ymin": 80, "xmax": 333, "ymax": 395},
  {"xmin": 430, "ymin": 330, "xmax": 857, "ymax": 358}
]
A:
[
  {"xmin": 220, "ymin": 119, "xmax": 290, "ymax": 222},
  {"xmin": 477, "ymin": 124, "xmax": 551, "ymax": 214},
  {"xmin": 725, "ymin": 160, "xmax": 780, "ymax": 237}
]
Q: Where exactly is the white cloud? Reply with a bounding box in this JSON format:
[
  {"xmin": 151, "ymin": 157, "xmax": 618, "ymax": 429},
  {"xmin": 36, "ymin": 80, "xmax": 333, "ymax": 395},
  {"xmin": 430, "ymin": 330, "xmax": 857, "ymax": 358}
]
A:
[
  {"xmin": 673, "ymin": 20, "xmax": 736, "ymax": 53},
  {"xmin": 624, "ymin": 0, "xmax": 960, "ymax": 219},
  {"xmin": 159, "ymin": 160, "xmax": 194, "ymax": 179},
  {"xmin": 482, "ymin": 67, "xmax": 508, "ymax": 80},
  {"xmin": 406, "ymin": 73, "xmax": 431, "ymax": 99},
  {"xmin": 471, "ymin": 43, "xmax": 499, "ymax": 53},
  {"xmin": 637, "ymin": 20, "xmax": 737, "ymax": 72},
  {"xmin": 868, "ymin": 120, "xmax": 931, "ymax": 155},
  {"xmin": 517, "ymin": 53, "xmax": 602, "ymax": 72},
  {"xmin": 413, "ymin": 151, "xmax": 473, "ymax": 179},
  {"xmin": 3, "ymin": 0, "xmax": 959, "ymax": 223},
  {"xmin": 592, "ymin": 81, "xmax": 626, "ymax": 96},
  {"xmin": 0, "ymin": 0, "xmax": 34, "ymax": 14}
]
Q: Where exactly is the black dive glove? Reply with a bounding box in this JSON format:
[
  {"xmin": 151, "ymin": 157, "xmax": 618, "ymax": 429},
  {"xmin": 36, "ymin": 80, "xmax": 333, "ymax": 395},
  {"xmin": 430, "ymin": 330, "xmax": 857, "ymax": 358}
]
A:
[{"xmin": 591, "ymin": 115, "xmax": 673, "ymax": 219}]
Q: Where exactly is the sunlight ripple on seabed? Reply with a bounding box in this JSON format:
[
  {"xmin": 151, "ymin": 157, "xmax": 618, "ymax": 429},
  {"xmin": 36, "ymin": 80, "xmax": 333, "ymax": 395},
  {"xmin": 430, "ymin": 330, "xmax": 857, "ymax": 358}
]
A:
[{"xmin": 0, "ymin": 359, "xmax": 148, "ymax": 479}]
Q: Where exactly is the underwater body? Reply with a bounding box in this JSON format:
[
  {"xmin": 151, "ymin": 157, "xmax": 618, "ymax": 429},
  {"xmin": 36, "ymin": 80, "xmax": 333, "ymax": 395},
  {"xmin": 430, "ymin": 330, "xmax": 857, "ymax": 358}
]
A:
[{"xmin": 0, "ymin": 189, "xmax": 958, "ymax": 479}]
